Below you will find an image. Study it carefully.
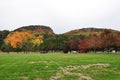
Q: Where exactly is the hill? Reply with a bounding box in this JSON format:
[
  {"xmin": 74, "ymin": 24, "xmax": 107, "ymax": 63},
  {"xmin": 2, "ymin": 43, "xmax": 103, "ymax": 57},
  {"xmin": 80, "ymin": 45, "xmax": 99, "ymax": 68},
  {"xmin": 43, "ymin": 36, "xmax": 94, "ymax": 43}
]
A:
[
  {"xmin": 64, "ymin": 28, "xmax": 118, "ymax": 36},
  {"xmin": 14, "ymin": 25, "xmax": 55, "ymax": 34}
]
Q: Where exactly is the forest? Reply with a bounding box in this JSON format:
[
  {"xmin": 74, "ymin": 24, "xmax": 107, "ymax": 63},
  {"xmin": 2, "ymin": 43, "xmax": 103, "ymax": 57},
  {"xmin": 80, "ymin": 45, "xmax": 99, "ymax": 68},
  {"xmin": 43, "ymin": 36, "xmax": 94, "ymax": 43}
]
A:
[{"xmin": 0, "ymin": 26, "xmax": 120, "ymax": 53}]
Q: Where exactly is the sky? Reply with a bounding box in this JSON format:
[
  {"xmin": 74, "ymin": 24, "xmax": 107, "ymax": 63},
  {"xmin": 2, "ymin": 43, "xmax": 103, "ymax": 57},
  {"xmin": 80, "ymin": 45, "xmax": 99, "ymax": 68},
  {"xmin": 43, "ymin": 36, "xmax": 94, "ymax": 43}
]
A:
[{"xmin": 0, "ymin": 0, "xmax": 120, "ymax": 34}]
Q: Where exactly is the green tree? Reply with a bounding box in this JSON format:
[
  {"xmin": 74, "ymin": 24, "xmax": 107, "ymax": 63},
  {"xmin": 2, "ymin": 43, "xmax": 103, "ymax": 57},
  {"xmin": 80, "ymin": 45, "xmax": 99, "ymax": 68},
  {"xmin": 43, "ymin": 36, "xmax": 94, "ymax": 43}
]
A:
[{"xmin": 0, "ymin": 30, "xmax": 10, "ymax": 50}]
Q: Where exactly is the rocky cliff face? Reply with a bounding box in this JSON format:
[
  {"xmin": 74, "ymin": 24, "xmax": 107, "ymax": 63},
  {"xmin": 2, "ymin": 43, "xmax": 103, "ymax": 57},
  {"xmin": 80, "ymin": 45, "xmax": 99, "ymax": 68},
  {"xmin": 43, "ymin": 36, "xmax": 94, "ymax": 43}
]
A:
[{"xmin": 14, "ymin": 25, "xmax": 55, "ymax": 34}]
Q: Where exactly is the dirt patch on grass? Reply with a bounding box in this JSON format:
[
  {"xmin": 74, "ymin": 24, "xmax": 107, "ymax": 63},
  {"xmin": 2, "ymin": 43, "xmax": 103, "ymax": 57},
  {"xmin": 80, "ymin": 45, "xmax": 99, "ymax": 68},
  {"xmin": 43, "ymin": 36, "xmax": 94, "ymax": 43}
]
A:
[
  {"xmin": 29, "ymin": 61, "xmax": 56, "ymax": 64},
  {"xmin": 29, "ymin": 61, "xmax": 36, "ymax": 64},
  {"xmin": 20, "ymin": 76, "xmax": 29, "ymax": 80},
  {"xmin": 34, "ymin": 77, "xmax": 43, "ymax": 80},
  {"xmin": 50, "ymin": 72, "xmax": 64, "ymax": 80},
  {"xmin": 81, "ymin": 63, "xmax": 110, "ymax": 69},
  {"xmin": 50, "ymin": 63, "xmax": 110, "ymax": 80}
]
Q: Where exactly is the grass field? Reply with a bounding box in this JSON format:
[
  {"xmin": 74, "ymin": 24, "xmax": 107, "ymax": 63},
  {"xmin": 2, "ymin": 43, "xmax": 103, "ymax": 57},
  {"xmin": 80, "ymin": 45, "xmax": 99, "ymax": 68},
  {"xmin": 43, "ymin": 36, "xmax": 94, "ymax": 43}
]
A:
[{"xmin": 0, "ymin": 53, "xmax": 120, "ymax": 80}]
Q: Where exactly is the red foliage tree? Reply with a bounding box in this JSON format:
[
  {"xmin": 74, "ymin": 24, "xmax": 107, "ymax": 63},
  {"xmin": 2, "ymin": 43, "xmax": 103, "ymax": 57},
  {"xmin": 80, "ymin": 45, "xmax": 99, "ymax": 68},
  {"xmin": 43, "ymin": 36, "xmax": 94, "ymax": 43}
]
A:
[
  {"xmin": 78, "ymin": 38, "xmax": 92, "ymax": 53},
  {"xmin": 114, "ymin": 32, "xmax": 120, "ymax": 49},
  {"xmin": 100, "ymin": 29, "xmax": 116, "ymax": 51},
  {"xmin": 90, "ymin": 34, "xmax": 102, "ymax": 52},
  {"xmin": 65, "ymin": 38, "xmax": 80, "ymax": 53}
]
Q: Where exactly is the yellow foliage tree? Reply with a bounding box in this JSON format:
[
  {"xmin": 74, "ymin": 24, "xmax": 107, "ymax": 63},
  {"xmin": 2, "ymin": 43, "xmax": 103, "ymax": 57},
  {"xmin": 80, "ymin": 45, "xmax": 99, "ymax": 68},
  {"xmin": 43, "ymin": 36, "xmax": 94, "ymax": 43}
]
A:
[
  {"xmin": 4, "ymin": 31, "xmax": 43, "ymax": 49},
  {"xmin": 31, "ymin": 35, "xmax": 43, "ymax": 46}
]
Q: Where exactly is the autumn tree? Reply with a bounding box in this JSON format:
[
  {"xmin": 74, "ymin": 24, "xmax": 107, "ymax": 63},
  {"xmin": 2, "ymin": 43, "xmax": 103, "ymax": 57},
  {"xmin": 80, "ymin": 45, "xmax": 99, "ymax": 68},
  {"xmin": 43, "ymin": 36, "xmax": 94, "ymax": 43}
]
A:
[
  {"xmin": 100, "ymin": 29, "xmax": 116, "ymax": 52},
  {"xmin": 4, "ymin": 31, "xmax": 43, "ymax": 52},
  {"xmin": 110, "ymin": 32, "xmax": 120, "ymax": 52},
  {"xmin": 115, "ymin": 32, "xmax": 120, "ymax": 48},
  {"xmin": 90, "ymin": 34, "xmax": 102, "ymax": 53},
  {"xmin": 65, "ymin": 38, "xmax": 80, "ymax": 53},
  {"xmin": 78, "ymin": 38, "xmax": 91, "ymax": 53},
  {"xmin": 4, "ymin": 31, "xmax": 31, "ymax": 48},
  {"xmin": 22, "ymin": 35, "xmax": 43, "ymax": 52}
]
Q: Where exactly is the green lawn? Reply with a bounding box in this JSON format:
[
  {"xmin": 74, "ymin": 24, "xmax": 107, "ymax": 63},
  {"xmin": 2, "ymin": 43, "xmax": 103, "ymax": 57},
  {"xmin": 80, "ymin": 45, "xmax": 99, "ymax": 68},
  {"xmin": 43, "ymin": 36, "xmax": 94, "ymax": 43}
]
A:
[{"xmin": 0, "ymin": 53, "xmax": 120, "ymax": 80}]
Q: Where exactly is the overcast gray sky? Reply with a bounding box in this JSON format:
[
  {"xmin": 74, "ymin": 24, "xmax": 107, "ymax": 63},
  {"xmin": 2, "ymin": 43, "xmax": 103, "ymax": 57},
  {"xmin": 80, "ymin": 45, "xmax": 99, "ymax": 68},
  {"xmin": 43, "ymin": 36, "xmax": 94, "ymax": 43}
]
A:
[{"xmin": 0, "ymin": 0, "xmax": 120, "ymax": 34}]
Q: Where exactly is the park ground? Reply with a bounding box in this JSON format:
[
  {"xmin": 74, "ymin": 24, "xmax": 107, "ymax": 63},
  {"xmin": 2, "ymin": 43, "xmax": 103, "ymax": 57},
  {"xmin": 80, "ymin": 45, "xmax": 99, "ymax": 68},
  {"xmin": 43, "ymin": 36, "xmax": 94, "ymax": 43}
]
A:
[{"xmin": 0, "ymin": 53, "xmax": 120, "ymax": 80}]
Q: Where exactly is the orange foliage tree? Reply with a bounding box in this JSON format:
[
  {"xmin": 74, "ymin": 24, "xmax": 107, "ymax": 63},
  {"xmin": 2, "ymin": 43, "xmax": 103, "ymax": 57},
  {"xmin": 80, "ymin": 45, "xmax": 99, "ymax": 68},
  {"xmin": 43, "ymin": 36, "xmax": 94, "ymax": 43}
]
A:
[{"xmin": 4, "ymin": 31, "xmax": 43, "ymax": 49}]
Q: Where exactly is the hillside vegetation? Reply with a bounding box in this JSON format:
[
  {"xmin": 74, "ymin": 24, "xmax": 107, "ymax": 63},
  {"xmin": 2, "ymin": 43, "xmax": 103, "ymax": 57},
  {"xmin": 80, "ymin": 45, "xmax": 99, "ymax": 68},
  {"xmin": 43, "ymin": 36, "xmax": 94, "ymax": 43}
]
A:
[
  {"xmin": 14, "ymin": 25, "xmax": 55, "ymax": 34},
  {"xmin": 0, "ymin": 26, "xmax": 120, "ymax": 53},
  {"xmin": 64, "ymin": 28, "xmax": 118, "ymax": 36}
]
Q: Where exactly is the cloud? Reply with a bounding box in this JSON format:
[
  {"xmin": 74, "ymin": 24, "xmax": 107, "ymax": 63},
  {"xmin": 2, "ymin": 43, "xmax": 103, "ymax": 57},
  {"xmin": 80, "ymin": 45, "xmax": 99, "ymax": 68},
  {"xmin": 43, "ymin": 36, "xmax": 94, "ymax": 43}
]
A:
[{"xmin": 0, "ymin": 0, "xmax": 120, "ymax": 33}]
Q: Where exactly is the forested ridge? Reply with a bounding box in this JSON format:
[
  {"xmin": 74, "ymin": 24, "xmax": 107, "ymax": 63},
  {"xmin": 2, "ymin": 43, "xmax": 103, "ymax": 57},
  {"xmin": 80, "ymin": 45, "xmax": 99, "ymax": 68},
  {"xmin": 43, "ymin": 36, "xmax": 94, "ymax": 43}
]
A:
[{"xmin": 0, "ymin": 25, "xmax": 120, "ymax": 53}]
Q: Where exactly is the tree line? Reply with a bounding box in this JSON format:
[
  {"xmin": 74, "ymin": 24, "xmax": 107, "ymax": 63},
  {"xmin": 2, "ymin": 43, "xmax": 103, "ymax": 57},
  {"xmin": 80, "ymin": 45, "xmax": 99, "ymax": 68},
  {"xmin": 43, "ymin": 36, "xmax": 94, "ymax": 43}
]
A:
[
  {"xmin": 65, "ymin": 29, "xmax": 120, "ymax": 53},
  {"xmin": 0, "ymin": 29, "xmax": 120, "ymax": 53}
]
